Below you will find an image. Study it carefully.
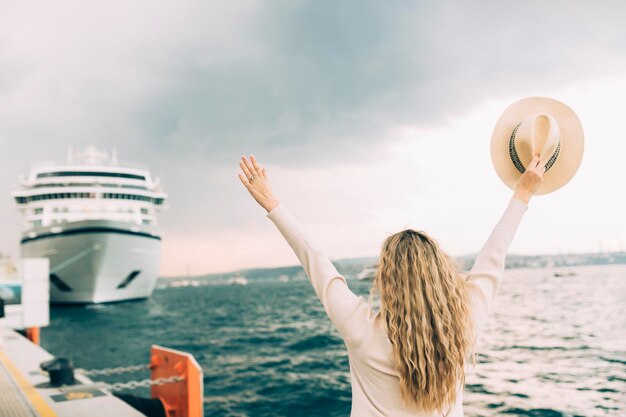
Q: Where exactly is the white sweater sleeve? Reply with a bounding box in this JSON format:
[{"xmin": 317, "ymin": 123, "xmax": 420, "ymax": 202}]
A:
[
  {"xmin": 267, "ymin": 205, "xmax": 362, "ymax": 336},
  {"xmin": 467, "ymin": 198, "xmax": 528, "ymax": 337}
]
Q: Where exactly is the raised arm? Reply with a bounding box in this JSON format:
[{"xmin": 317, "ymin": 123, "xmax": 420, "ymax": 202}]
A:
[
  {"xmin": 238, "ymin": 155, "xmax": 361, "ymax": 335},
  {"xmin": 468, "ymin": 155, "xmax": 545, "ymax": 335},
  {"xmin": 467, "ymin": 199, "xmax": 527, "ymax": 305}
]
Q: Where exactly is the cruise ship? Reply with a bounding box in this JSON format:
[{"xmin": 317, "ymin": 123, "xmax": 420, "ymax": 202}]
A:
[{"xmin": 12, "ymin": 147, "xmax": 167, "ymax": 303}]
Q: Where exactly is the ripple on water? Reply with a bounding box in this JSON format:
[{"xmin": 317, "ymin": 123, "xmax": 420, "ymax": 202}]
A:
[
  {"xmin": 500, "ymin": 408, "xmax": 576, "ymax": 417},
  {"xmin": 465, "ymin": 383, "xmax": 494, "ymax": 395},
  {"xmin": 599, "ymin": 355, "xmax": 626, "ymax": 365},
  {"xmin": 287, "ymin": 334, "xmax": 341, "ymax": 351}
]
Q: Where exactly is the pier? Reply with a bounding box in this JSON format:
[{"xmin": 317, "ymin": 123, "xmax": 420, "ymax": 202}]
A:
[
  {"xmin": 0, "ymin": 328, "xmax": 145, "ymax": 417},
  {"xmin": 0, "ymin": 257, "xmax": 203, "ymax": 417}
]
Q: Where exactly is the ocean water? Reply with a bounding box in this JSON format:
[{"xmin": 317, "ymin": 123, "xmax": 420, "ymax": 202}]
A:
[{"xmin": 41, "ymin": 264, "xmax": 626, "ymax": 417}]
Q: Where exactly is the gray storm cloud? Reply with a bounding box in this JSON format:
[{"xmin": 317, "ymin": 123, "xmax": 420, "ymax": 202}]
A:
[
  {"xmin": 132, "ymin": 1, "xmax": 626, "ymax": 164},
  {"xmin": 2, "ymin": 1, "xmax": 624, "ymax": 164}
]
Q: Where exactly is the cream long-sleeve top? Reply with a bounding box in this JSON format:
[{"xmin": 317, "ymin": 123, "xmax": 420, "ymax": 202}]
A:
[{"xmin": 267, "ymin": 198, "xmax": 528, "ymax": 417}]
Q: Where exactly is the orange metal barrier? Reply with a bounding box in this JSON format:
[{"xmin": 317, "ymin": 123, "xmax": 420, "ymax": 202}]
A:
[
  {"xmin": 149, "ymin": 345, "xmax": 203, "ymax": 417},
  {"xmin": 25, "ymin": 327, "xmax": 40, "ymax": 345}
]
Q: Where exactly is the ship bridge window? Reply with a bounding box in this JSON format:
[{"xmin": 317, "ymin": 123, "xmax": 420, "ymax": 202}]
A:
[
  {"xmin": 33, "ymin": 183, "xmax": 148, "ymax": 190},
  {"xmin": 102, "ymin": 193, "xmax": 155, "ymax": 203},
  {"xmin": 121, "ymin": 185, "xmax": 148, "ymax": 190},
  {"xmin": 17, "ymin": 192, "xmax": 94, "ymax": 203},
  {"xmin": 19, "ymin": 192, "xmax": 160, "ymax": 204},
  {"xmin": 37, "ymin": 171, "xmax": 146, "ymax": 181}
]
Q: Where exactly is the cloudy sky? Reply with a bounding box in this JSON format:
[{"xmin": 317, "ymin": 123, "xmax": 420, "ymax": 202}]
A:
[{"xmin": 1, "ymin": 1, "xmax": 625, "ymax": 276}]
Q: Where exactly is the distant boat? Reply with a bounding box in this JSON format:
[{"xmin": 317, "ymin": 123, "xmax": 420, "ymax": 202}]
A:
[
  {"xmin": 169, "ymin": 279, "xmax": 191, "ymax": 288},
  {"xmin": 277, "ymin": 274, "xmax": 289, "ymax": 283},
  {"xmin": 230, "ymin": 274, "xmax": 248, "ymax": 286},
  {"xmin": 554, "ymin": 271, "xmax": 576, "ymax": 277},
  {"xmin": 0, "ymin": 254, "xmax": 18, "ymax": 281},
  {"xmin": 357, "ymin": 266, "xmax": 376, "ymax": 280}
]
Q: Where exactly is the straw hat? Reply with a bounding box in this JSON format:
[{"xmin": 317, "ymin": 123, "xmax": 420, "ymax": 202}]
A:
[{"xmin": 491, "ymin": 97, "xmax": 584, "ymax": 195}]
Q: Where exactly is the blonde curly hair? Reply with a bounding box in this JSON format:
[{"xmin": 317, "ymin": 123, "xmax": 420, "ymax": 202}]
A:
[{"xmin": 371, "ymin": 229, "xmax": 475, "ymax": 412}]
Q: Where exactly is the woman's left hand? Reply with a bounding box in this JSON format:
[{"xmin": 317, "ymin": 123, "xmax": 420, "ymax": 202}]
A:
[{"xmin": 238, "ymin": 155, "xmax": 280, "ymax": 213}]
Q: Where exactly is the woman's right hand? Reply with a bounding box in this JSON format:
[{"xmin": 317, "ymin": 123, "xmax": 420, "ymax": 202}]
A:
[
  {"xmin": 513, "ymin": 154, "xmax": 545, "ymax": 204},
  {"xmin": 238, "ymin": 155, "xmax": 280, "ymax": 213}
]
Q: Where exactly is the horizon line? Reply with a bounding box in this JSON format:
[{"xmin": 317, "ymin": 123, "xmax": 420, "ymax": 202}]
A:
[{"xmin": 160, "ymin": 250, "xmax": 626, "ymax": 280}]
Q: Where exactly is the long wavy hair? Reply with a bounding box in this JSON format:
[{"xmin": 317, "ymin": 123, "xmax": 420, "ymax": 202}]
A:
[{"xmin": 371, "ymin": 229, "xmax": 474, "ymax": 412}]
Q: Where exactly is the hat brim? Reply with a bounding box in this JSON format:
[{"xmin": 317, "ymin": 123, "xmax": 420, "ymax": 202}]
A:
[{"xmin": 490, "ymin": 96, "xmax": 584, "ymax": 195}]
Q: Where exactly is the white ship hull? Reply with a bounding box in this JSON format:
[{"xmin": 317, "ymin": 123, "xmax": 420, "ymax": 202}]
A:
[{"xmin": 20, "ymin": 220, "xmax": 161, "ymax": 304}]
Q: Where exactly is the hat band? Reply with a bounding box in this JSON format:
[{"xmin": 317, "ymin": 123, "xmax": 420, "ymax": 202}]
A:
[{"xmin": 509, "ymin": 122, "xmax": 561, "ymax": 174}]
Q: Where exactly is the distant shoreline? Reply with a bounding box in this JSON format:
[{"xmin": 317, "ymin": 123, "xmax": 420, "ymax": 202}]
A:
[{"xmin": 160, "ymin": 251, "xmax": 626, "ymax": 281}]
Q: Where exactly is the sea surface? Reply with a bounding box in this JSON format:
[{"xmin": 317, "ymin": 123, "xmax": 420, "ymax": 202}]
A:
[{"xmin": 41, "ymin": 264, "xmax": 626, "ymax": 417}]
